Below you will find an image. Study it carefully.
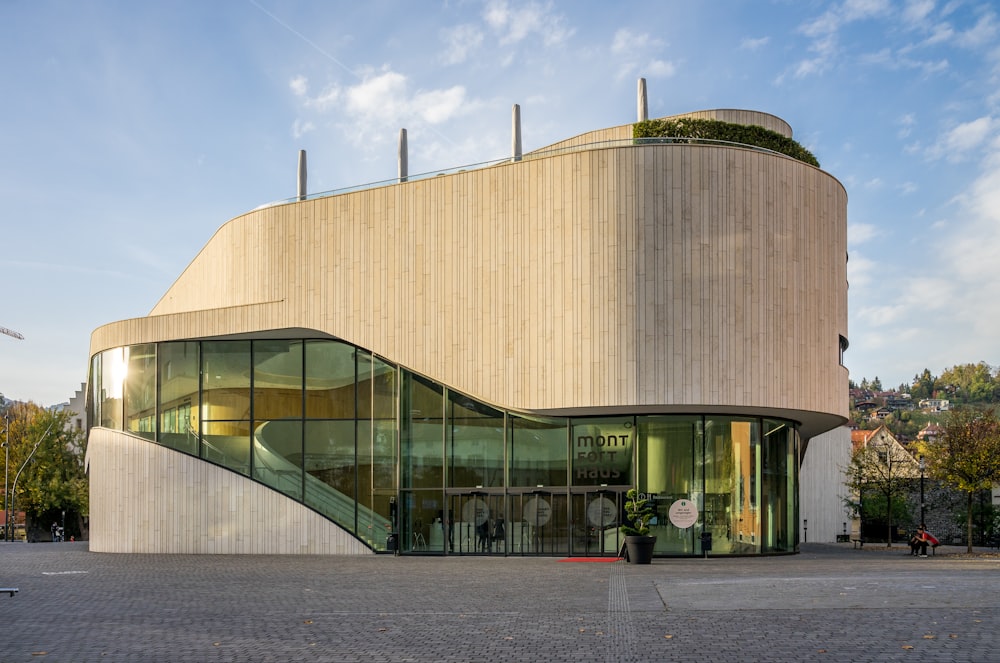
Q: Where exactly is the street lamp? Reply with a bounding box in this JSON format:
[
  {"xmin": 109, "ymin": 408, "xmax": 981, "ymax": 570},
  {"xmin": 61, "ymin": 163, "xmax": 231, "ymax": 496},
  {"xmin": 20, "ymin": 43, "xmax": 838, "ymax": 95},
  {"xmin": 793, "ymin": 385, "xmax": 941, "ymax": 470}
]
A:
[
  {"xmin": 2, "ymin": 413, "xmax": 8, "ymax": 543},
  {"xmin": 919, "ymin": 455, "xmax": 926, "ymax": 527}
]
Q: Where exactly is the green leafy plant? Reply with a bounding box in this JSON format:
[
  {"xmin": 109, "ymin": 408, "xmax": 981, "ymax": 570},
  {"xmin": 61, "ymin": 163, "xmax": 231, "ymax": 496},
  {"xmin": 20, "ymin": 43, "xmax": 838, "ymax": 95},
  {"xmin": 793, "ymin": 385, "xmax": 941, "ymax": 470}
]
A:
[
  {"xmin": 633, "ymin": 117, "xmax": 820, "ymax": 167},
  {"xmin": 622, "ymin": 488, "xmax": 655, "ymax": 537}
]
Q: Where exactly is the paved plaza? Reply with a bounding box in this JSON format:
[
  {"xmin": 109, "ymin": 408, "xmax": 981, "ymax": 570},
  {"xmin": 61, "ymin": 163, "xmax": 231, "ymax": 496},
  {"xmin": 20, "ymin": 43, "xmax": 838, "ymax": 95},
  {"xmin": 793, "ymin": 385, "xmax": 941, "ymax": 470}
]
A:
[{"xmin": 0, "ymin": 541, "xmax": 998, "ymax": 662}]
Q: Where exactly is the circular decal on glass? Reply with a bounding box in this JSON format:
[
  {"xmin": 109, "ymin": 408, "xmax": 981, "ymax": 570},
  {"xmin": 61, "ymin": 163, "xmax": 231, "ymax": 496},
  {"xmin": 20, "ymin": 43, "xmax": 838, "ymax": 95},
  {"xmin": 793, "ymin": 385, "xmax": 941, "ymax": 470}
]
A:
[
  {"xmin": 668, "ymin": 499, "xmax": 699, "ymax": 529},
  {"xmin": 522, "ymin": 497, "xmax": 551, "ymax": 527},
  {"xmin": 587, "ymin": 497, "xmax": 618, "ymax": 528},
  {"xmin": 462, "ymin": 498, "xmax": 490, "ymax": 526}
]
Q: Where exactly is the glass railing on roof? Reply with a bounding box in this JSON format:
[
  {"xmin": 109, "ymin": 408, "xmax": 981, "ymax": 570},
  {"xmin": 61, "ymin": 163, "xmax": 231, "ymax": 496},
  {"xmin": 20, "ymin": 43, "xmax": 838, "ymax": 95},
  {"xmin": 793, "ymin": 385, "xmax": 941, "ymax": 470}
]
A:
[{"xmin": 256, "ymin": 137, "xmax": 789, "ymax": 210}]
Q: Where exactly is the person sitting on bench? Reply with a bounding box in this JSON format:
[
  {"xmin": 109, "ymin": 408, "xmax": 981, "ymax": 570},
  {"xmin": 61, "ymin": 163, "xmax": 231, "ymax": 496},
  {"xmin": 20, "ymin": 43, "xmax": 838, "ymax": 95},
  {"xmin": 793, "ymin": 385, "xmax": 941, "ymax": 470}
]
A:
[{"xmin": 910, "ymin": 525, "xmax": 929, "ymax": 557}]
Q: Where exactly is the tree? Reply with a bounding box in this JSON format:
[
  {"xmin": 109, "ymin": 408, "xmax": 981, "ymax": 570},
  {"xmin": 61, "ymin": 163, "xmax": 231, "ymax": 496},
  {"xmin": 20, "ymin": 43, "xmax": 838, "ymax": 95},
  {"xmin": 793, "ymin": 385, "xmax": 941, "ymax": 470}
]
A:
[
  {"xmin": 915, "ymin": 407, "xmax": 1000, "ymax": 553},
  {"xmin": 938, "ymin": 362, "xmax": 998, "ymax": 404},
  {"xmin": 911, "ymin": 369, "xmax": 937, "ymax": 400},
  {"xmin": 843, "ymin": 428, "xmax": 919, "ymax": 546},
  {"xmin": 2, "ymin": 401, "xmax": 88, "ymax": 539}
]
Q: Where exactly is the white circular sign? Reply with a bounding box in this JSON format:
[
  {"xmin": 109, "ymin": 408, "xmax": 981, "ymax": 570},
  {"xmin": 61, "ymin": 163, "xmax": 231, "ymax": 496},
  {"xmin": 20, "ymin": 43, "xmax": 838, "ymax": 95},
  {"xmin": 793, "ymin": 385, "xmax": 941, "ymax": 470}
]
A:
[
  {"xmin": 668, "ymin": 499, "xmax": 699, "ymax": 529},
  {"xmin": 587, "ymin": 497, "xmax": 618, "ymax": 528},
  {"xmin": 523, "ymin": 497, "xmax": 551, "ymax": 527},
  {"xmin": 462, "ymin": 498, "xmax": 490, "ymax": 526}
]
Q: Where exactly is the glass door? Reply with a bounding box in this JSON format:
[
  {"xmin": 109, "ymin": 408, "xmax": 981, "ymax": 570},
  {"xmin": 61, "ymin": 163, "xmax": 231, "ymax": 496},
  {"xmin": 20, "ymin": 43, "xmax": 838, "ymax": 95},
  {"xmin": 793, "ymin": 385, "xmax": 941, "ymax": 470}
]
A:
[
  {"xmin": 507, "ymin": 490, "xmax": 568, "ymax": 556},
  {"xmin": 446, "ymin": 491, "xmax": 507, "ymax": 555},
  {"xmin": 571, "ymin": 489, "xmax": 625, "ymax": 557}
]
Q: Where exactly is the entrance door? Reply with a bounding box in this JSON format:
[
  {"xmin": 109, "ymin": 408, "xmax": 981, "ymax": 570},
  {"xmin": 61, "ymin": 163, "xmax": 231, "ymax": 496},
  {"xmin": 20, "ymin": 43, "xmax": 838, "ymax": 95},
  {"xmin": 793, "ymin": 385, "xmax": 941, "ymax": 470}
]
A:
[
  {"xmin": 507, "ymin": 491, "xmax": 569, "ymax": 556},
  {"xmin": 570, "ymin": 489, "xmax": 625, "ymax": 557},
  {"xmin": 445, "ymin": 492, "xmax": 506, "ymax": 555}
]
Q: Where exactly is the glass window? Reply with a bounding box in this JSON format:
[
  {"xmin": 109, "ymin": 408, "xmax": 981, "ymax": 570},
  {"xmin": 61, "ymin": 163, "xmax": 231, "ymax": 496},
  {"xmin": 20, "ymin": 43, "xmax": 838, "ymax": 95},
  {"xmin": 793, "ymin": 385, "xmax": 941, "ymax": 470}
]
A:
[
  {"xmin": 254, "ymin": 419, "xmax": 303, "ymax": 500},
  {"xmin": 201, "ymin": 341, "xmax": 251, "ymax": 471},
  {"xmin": 202, "ymin": 420, "xmax": 251, "ymax": 475},
  {"xmin": 125, "ymin": 343, "xmax": 156, "ymax": 440},
  {"xmin": 509, "ymin": 414, "xmax": 567, "ymax": 487},
  {"xmin": 202, "ymin": 341, "xmax": 251, "ymax": 421},
  {"xmin": 253, "ymin": 340, "xmax": 303, "ymax": 420},
  {"xmin": 636, "ymin": 416, "xmax": 700, "ymax": 554},
  {"xmin": 761, "ymin": 419, "xmax": 796, "ymax": 552},
  {"xmin": 304, "ymin": 420, "xmax": 356, "ymax": 528},
  {"xmin": 158, "ymin": 342, "xmax": 199, "ymax": 455},
  {"xmin": 99, "ymin": 348, "xmax": 126, "ymax": 430},
  {"xmin": 571, "ymin": 417, "xmax": 633, "ymax": 486},
  {"xmin": 400, "ymin": 372, "xmax": 443, "ymax": 490},
  {"xmin": 703, "ymin": 417, "xmax": 760, "ymax": 554},
  {"xmin": 447, "ymin": 392, "xmax": 504, "ymax": 488},
  {"xmin": 305, "ymin": 340, "xmax": 356, "ymax": 419}
]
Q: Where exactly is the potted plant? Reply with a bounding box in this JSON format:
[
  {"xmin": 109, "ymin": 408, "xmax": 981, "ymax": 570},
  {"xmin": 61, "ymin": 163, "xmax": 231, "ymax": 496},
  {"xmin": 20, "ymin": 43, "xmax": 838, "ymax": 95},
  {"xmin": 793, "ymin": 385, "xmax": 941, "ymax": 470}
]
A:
[{"xmin": 622, "ymin": 488, "xmax": 657, "ymax": 564}]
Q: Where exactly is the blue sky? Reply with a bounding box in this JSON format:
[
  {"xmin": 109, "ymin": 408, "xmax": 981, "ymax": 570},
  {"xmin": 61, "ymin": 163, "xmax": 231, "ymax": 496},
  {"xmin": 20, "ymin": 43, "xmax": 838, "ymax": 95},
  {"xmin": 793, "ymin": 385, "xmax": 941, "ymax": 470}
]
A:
[{"xmin": 1, "ymin": 0, "xmax": 999, "ymax": 406}]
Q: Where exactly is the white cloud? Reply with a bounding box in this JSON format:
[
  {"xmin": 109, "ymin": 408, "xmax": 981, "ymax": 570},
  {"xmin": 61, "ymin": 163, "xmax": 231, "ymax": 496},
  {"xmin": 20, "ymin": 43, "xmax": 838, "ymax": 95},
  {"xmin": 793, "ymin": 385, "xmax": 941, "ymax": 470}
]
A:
[
  {"xmin": 292, "ymin": 118, "xmax": 314, "ymax": 139},
  {"xmin": 289, "ymin": 76, "xmax": 308, "ymax": 97},
  {"xmin": 646, "ymin": 59, "xmax": 677, "ymax": 78},
  {"xmin": 611, "ymin": 28, "xmax": 662, "ymax": 55},
  {"xmin": 902, "ymin": 0, "xmax": 935, "ymax": 25},
  {"xmin": 740, "ymin": 36, "xmax": 769, "ymax": 51},
  {"xmin": 928, "ymin": 116, "xmax": 997, "ymax": 161},
  {"xmin": 956, "ymin": 11, "xmax": 999, "ymax": 49},
  {"xmin": 440, "ymin": 24, "xmax": 484, "ymax": 65},
  {"xmin": 848, "ymin": 222, "xmax": 879, "ymax": 246},
  {"xmin": 483, "ymin": 0, "xmax": 573, "ymax": 47}
]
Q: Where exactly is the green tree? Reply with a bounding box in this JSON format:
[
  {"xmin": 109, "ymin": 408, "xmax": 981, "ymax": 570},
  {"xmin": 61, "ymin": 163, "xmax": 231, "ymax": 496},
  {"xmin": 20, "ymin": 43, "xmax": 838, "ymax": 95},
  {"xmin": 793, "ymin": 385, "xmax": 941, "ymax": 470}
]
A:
[
  {"xmin": 911, "ymin": 369, "xmax": 937, "ymax": 400},
  {"xmin": 2, "ymin": 401, "xmax": 88, "ymax": 539},
  {"xmin": 915, "ymin": 407, "xmax": 1000, "ymax": 552},
  {"xmin": 938, "ymin": 362, "xmax": 997, "ymax": 404}
]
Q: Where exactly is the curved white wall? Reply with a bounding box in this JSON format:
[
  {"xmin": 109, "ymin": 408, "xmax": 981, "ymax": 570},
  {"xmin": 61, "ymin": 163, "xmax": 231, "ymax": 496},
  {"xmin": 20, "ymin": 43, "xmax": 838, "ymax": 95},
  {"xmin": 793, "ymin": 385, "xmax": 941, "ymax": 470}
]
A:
[{"xmin": 85, "ymin": 428, "xmax": 373, "ymax": 555}]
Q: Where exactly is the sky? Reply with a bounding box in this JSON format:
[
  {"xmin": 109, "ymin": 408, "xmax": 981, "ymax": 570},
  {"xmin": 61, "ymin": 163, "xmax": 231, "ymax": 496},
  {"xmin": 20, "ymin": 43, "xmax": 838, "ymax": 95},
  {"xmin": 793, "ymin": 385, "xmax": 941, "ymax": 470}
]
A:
[{"xmin": 1, "ymin": 0, "xmax": 999, "ymax": 407}]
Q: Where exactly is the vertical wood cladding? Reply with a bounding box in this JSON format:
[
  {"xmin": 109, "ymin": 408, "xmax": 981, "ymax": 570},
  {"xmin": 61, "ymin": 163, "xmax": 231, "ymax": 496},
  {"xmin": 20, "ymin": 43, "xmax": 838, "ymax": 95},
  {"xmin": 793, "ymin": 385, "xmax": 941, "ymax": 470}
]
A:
[{"xmin": 94, "ymin": 122, "xmax": 847, "ymax": 426}]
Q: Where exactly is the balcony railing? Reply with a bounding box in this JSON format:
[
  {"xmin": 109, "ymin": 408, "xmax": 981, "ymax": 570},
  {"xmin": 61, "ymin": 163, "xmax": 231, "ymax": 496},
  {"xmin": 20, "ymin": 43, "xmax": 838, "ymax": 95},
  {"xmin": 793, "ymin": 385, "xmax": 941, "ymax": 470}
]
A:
[{"xmin": 256, "ymin": 137, "xmax": 792, "ymax": 210}]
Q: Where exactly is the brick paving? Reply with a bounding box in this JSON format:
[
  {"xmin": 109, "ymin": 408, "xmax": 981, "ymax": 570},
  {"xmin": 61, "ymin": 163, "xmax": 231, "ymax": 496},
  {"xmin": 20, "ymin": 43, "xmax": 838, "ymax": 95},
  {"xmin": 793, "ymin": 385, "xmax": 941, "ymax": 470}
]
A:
[{"xmin": 0, "ymin": 541, "xmax": 997, "ymax": 662}]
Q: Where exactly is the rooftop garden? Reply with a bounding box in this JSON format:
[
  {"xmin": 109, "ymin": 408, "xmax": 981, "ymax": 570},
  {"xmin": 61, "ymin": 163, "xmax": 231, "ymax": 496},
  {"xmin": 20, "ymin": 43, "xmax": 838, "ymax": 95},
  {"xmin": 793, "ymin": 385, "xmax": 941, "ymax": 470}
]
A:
[{"xmin": 633, "ymin": 117, "xmax": 820, "ymax": 168}]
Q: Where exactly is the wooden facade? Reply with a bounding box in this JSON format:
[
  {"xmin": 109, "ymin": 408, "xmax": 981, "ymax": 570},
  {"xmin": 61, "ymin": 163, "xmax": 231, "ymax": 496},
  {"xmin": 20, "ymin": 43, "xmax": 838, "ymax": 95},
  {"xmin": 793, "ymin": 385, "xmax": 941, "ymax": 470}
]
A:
[{"xmin": 87, "ymin": 109, "xmax": 848, "ymax": 554}]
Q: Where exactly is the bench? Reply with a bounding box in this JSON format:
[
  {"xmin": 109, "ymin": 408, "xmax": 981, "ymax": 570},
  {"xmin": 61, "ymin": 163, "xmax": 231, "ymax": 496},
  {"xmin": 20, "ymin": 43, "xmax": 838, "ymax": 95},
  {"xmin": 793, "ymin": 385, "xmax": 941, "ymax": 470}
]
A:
[
  {"xmin": 836, "ymin": 534, "xmax": 850, "ymax": 543},
  {"xmin": 0, "ymin": 588, "xmax": 18, "ymax": 597},
  {"xmin": 851, "ymin": 538, "xmax": 864, "ymax": 549}
]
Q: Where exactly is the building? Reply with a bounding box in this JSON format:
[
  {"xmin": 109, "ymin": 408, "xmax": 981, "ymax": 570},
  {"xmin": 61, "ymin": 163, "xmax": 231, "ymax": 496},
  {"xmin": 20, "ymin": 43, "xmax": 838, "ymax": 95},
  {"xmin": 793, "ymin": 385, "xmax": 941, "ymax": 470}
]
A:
[{"xmin": 85, "ymin": 95, "xmax": 848, "ymax": 557}]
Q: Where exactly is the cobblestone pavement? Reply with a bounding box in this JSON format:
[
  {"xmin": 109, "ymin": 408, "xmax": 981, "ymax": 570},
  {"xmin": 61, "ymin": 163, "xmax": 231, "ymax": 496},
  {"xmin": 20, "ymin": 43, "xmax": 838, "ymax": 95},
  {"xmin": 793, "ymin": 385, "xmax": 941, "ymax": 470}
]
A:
[{"xmin": 0, "ymin": 541, "xmax": 997, "ymax": 662}]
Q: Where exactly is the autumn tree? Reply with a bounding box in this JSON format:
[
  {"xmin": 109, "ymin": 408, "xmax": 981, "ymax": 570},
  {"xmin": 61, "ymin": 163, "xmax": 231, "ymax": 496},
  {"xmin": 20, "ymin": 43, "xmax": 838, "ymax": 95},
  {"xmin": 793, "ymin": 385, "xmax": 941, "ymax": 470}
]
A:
[
  {"xmin": 2, "ymin": 401, "xmax": 88, "ymax": 539},
  {"xmin": 843, "ymin": 429, "xmax": 919, "ymax": 546},
  {"xmin": 915, "ymin": 407, "xmax": 1000, "ymax": 553}
]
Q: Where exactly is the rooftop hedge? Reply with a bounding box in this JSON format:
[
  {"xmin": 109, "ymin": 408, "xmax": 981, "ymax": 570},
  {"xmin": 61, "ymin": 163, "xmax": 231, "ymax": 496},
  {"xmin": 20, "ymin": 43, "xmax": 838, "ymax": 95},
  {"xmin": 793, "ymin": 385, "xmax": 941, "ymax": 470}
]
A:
[{"xmin": 633, "ymin": 118, "xmax": 820, "ymax": 168}]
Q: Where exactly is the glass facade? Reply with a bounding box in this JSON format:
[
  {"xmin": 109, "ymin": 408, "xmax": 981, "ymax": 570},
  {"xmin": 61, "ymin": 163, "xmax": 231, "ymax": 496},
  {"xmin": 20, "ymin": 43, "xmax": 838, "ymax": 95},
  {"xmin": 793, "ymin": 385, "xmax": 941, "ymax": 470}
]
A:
[{"xmin": 88, "ymin": 337, "xmax": 800, "ymax": 556}]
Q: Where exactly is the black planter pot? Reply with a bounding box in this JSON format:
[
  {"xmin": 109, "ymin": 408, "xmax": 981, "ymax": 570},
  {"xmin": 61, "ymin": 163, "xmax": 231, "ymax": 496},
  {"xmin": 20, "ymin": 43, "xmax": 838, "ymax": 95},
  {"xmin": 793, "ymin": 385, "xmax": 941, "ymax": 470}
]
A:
[{"xmin": 624, "ymin": 535, "xmax": 656, "ymax": 564}]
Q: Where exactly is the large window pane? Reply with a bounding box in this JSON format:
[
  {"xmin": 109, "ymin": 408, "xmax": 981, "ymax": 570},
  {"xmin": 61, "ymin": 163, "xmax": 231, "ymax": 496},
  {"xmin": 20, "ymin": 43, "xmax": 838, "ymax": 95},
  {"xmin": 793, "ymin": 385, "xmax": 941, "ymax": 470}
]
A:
[
  {"xmin": 158, "ymin": 342, "xmax": 199, "ymax": 455},
  {"xmin": 637, "ymin": 416, "xmax": 700, "ymax": 554},
  {"xmin": 400, "ymin": 373, "xmax": 443, "ymax": 490},
  {"xmin": 202, "ymin": 341, "xmax": 251, "ymax": 421},
  {"xmin": 304, "ymin": 420, "xmax": 356, "ymax": 526},
  {"xmin": 125, "ymin": 344, "xmax": 156, "ymax": 441},
  {"xmin": 202, "ymin": 420, "xmax": 251, "ymax": 475},
  {"xmin": 509, "ymin": 414, "xmax": 567, "ymax": 488},
  {"xmin": 703, "ymin": 417, "xmax": 760, "ymax": 554},
  {"xmin": 761, "ymin": 419, "xmax": 796, "ymax": 552},
  {"xmin": 99, "ymin": 348, "xmax": 125, "ymax": 430},
  {"xmin": 447, "ymin": 392, "xmax": 504, "ymax": 488},
  {"xmin": 305, "ymin": 340, "xmax": 356, "ymax": 419},
  {"xmin": 254, "ymin": 419, "xmax": 303, "ymax": 500},
  {"xmin": 253, "ymin": 340, "xmax": 303, "ymax": 420},
  {"xmin": 571, "ymin": 417, "xmax": 633, "ymax": 487}
]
